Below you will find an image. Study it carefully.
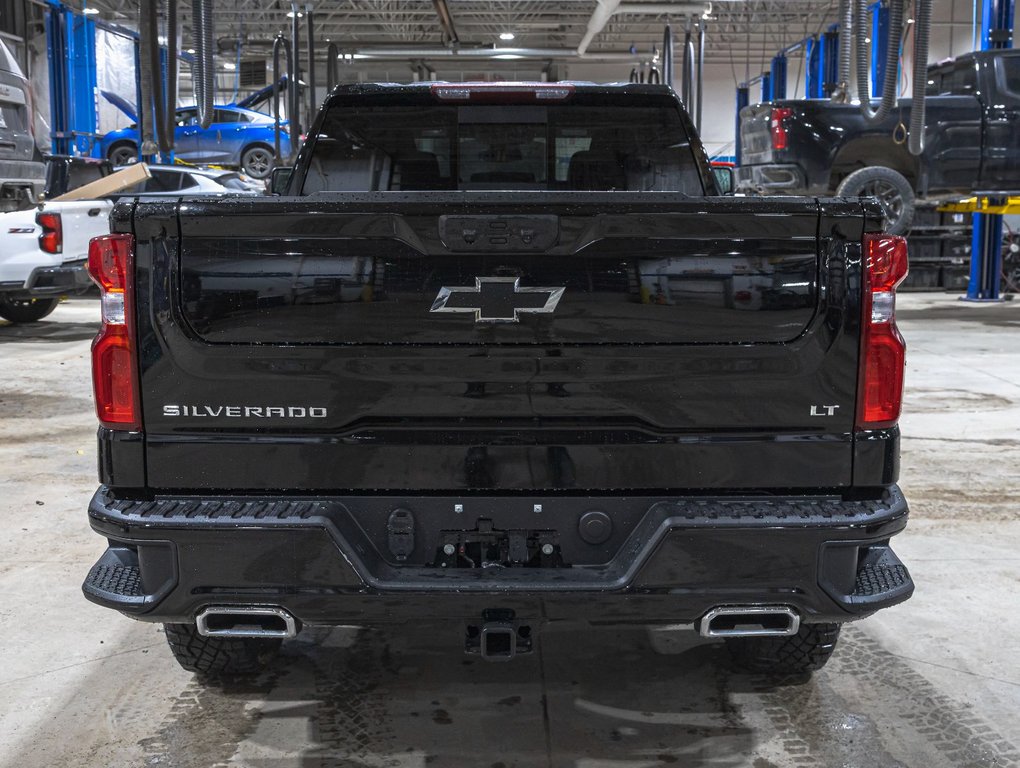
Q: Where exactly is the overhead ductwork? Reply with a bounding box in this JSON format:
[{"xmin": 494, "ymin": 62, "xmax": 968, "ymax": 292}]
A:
[
  {"xmin": 578, "ymin": 0, "xmax": 711, "ymax": 55},
  {"xmin": 347, "ymin": 47, "xmax": 643, "ymax": 62},
  {"xmin": 616, "ymin": 3, "xmax": 711, "ymax": 12},
  {"xmin": 577, "ymin": 0, "xmax": 623, "ymax": 56}
]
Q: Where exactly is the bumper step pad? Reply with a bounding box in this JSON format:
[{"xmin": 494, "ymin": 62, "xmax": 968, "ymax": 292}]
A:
[
  {"xmin": 81, "ymin": 544, "xmax": 175, "ymax": 613},
  {"xmin": 829, "ymin": 545, "xmax": 914, "ymax": 611},
  {"xmin": 86, "ymin": 562, "xmax": 143, "ymax": 598},
  {"xmin": 854, "ymin": 561, "xmax": 910, "ymax": 597}
]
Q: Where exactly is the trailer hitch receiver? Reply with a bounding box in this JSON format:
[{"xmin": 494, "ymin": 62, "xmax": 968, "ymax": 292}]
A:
[{"xmin": 465, "ymin": 609, "xmax": 533, "ymax": 661}]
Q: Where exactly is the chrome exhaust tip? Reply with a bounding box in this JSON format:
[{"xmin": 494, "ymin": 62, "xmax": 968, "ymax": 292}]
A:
[
  {"xmin": 195, "ymin": 605, "xmax": 298, "ymax": 639},
  {"xmin": 698, "ymin": 605, "xmax": 800, "ymax": 638}
]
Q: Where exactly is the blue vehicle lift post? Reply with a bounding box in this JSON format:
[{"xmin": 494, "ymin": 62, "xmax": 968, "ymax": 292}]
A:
[
  {"xmin": 760, "ymin": 73, "xmax": 772, "ymax": 102},
  {"xmin": 770, "ymin": 54, "xmax": 788, "ymax": 100},
  {"xmin": 805, "ymin": 36, "xmax": 824, "ymax": 99},
  {"xmin": 870, "ymin": 1, "xmax": 891, "ymax": 98},
  {"xmin": 967, "ymin": 0, "xmax": 1014, "ymax": 301},
  {"xmin": 45, "ymin": 0, "xmax": 98, "ymax": 157},
  {"xmin": 822, "ymin": 24, "xmax": 840, "ymax": 95}
]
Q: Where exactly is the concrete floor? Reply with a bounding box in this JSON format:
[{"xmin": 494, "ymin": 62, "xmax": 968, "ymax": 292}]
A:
[{"xmin": 0, "ymin": 294, "xmax": 1018, "ymax": 768}]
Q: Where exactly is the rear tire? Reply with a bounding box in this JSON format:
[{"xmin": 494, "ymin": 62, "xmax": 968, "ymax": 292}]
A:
[
  {"xmin": 163, "ymin": 623, "xmax": 282, "ymax": 677},
  {"xmin": 726, "ymin": 622, "xmax": 841, "ymax": 675},
  {"xmin": 107, "ymin": 141, "xmax": 138, "ymax": 167},
  {"xmin": 0, "ymin": 297, "xmax": 59, "ymax": 323},
  {"xmin": 240, "ymin": 145, "xmax": 274, "ymax": 179},
  {"xmin": 836, "ymin": 166, "xmax": 915, "ymax": 235}
]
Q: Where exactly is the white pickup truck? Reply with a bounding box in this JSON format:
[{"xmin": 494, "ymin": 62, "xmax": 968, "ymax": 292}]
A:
[
  {"xmin": 0, "ymin": 156, "xmax": 260, "ymax": 323},
  {"xmin": 0, "ymin": 156, "xmax": 112, "ymax": 322}
]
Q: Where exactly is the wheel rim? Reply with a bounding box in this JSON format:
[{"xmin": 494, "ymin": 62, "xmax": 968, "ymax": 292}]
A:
[
  {"xmin": 110, "ymin": 146, "xmax": 136, "ymax": 165},
  {"xmin": 244, "ymin": 148, "xmax": 273, "ymax": 178},
  {"xmin": 859, "ymin": 179, "xmax": 905, "ymax": 229}
]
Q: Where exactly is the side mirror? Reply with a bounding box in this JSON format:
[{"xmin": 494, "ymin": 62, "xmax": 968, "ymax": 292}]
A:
[
  {"xmin": 270, "ymin": 166, "xmax": 293, "ymax": 195},
  {"xmin": 712, "ymin": 164, "xmax": 735, "ymax": 195}
]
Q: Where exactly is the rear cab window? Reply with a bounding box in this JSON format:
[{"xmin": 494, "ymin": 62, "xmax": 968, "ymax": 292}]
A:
[
  {"xmin": 67, "ymin": 163, "xmax": 106, "ymax": 190},
  {"xmin": 994, "ymin": 55, "xmax": 1020, "ymax": 99},
  {"xmin": 298, "ymin": 87, "xmax": 710, "ymax": 195}
]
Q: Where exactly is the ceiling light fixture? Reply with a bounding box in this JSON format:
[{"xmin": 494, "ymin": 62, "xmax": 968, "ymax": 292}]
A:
[
  {"xmin": 286, "ymin": 11, "xmax": 304, "ymax": 18},
  {"xmin": 499, "ymin": 31, "xmax": 515, "ymax": 41},
  {"xmin": 83, "ymin": 6, "xmax": 99, "ymax": 14},
  {"xmin": 223, "ymin": 62, "xmax": 237, "ymax": 70}
]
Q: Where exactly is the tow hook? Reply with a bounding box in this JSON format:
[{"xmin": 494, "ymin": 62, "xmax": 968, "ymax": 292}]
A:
[{"xmin": 465, "ymin": 609, "xmax": 533, "ymax": 661}]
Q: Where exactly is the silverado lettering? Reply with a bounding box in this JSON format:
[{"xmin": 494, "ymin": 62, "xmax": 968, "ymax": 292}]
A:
[
  {"xmin": 162, "ymin": 405, "xmax": 328, "ymax": 418},
  {"xmin": 82, "ymin": 81, "xmax": 914, "ymax": 678}
]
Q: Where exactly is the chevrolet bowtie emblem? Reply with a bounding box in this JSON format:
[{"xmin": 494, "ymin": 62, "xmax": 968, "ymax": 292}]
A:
[{"xmin": 430, "ymin": 277, "xmax": 565, "ymax": 324}]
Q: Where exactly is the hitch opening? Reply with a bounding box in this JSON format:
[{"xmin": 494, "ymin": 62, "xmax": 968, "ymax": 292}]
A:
[
  {"xmin": 481, "ymin": 625, "xmax": 516, "ymax": 660},
  {"xmin": 466, "ymin": 609, "xmax": 533, "ymax": 661}
]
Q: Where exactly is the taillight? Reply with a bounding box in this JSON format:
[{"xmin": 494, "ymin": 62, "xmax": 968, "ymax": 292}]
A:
[
  {"xmin": 87, "ymin": 234, "xmax": 140, "ymax": 430},
  {"xmin": 857, "ymin": 233, "xmax": 909, "ymax": 430},
  {"xmin": 36, "ymin": 211, "xmax": 62, "ymax": 254},
  {"xmin": 770, "ymin": 107, "xmax": 793, "ymax": 151}
]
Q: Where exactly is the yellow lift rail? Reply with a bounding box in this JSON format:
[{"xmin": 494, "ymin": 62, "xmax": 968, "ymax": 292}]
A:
[{"xmin": 939, "ymin": 196, "xmax": 1020, "ymax": 215}]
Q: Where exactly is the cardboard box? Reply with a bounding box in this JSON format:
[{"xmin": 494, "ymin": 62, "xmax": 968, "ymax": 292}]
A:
[{"xmin": 51, "ymin": 163, "xmax": 151, "ymax": 202}]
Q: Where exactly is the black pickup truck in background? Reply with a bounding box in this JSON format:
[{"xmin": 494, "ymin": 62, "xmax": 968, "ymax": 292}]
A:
[
  {"xmin": 738, "ymin": 49, "xmax": 1020, "ymax": 234},
  {"xmin": 81, "ymin": 82, "xmax": 914, "ymax": 681}
]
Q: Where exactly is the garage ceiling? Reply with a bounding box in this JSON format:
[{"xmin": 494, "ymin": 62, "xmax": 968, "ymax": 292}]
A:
[{"xmin": 75, "ymin": 0, "xmax": 842, "ymax": 65}]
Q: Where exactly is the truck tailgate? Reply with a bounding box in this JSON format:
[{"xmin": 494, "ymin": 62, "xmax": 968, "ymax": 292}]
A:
[{"xmin": 132, "ymin": 194, "xmax": 864, "ymax": 492}]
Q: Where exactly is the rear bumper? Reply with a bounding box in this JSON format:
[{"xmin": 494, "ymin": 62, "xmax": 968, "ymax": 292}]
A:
[
  {"xmin": 0, "ymin": 260, "xmax": 92, "ymax": 297},
  {"xmin": 83, "ymin": 486, "xmax": 913, "ymax": 626},
  {"xmin": 24, "ymin": 260, "xmax": 92, "ymax": 296},
  {"xmin": 0, "ymin": 159, "xmax": 46, "ymax": 187}
]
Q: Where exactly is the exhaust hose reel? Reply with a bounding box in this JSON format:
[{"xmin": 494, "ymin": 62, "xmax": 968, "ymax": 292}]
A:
[
  {"xmin": 164, "ymin": 0, "xmax": 178, "ymax": 151},
  {"xmin": 855, "ymin": 0, "xmax": 905, "ymax": 125},
  {"xmin": 192, "ymin": 0, "xmax": 214, "ymax": 130},
  {"xmin": 908, "ymin": 0, "xmax": 934, "ymax": 155},
  {"xmin": 832, "ymin": 0, "xmax": 853, "ymax": 102},
  {"xmin": 137, "ymin": 1, "xmax": 157, "ymax": 156}
]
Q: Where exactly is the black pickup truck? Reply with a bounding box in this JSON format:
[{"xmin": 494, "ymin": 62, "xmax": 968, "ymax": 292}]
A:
[
  {"xmin": 82, "ymin": 82, "xmax": 913, "ymax": 679},
  {"xmin": 738, "ymin": 49, "xmax": 1020, "ymax": 234}
]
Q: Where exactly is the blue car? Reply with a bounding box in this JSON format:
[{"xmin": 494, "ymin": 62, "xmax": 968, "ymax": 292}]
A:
[{"xmin": 99, "ymin": 104, "xmax": 292, "ymax": 179}]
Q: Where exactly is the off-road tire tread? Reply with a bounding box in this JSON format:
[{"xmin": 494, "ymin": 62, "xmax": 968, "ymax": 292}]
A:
[
  {"xmin": 726, "ymin": 622, "xmax": 841, "ymax": 675},
  {"xmin": 163, "ymin": 622, "xmax": 281, "ymax": 677}
]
